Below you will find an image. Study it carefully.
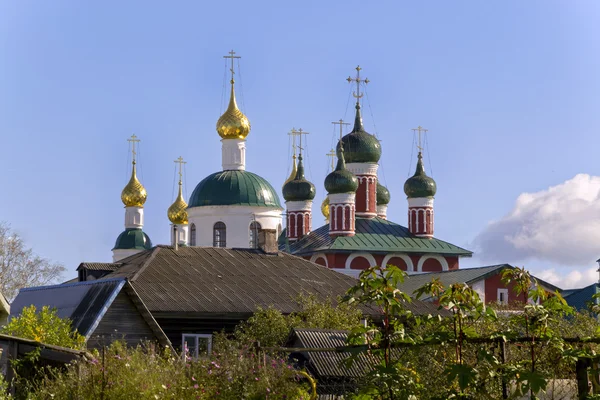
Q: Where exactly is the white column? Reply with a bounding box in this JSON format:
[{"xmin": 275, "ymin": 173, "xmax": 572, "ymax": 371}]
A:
[
  {"xmin": 221, "ymin": 139, "xmax": 246, "ymax": 171},
  {"xmin": 125, "ymin": 206, "xmax": 144, "ymax": 229}
]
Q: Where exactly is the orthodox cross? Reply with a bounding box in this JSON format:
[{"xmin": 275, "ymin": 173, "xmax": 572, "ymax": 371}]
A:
[
  {"xmin": 127, "ymin": 134, "xmax": 141, "ymax": 164},
  {"xmin": 174, "ymin": 156, "xmax": 187, "ymax": 183},
  {"xmin": 326, "ymin": 149, "xmax": 336, "ymax": 171},
  {"xmin": 347, "ymin": 65, "xmax": 370, "ymax": 101},
  {"xmin": 332, "ymin": 119, "xmax": 350, "ymax": 141},
  {"xmin": 289, "ymin": 128, "xmax": 309, "ymax": 156},
  {"xmin": 223, "ymin": 49, "xmax": 241, "ymax": 83},
  {"xmin": 411, "ymin": 126, "xmax": 428, "ymax": 152}
]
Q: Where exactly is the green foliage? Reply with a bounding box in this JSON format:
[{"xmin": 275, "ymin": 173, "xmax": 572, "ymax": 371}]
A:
[
  {"xmin": 26, "ymin": 340, "xmax": 310, "ymax": 400},
  {"xmin": 1, "ymin": 305, "xmax": 86, "ymax": 350}
]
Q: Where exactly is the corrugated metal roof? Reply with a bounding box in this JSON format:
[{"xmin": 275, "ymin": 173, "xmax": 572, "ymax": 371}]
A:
[
  {"xmin": 564, "ymin": 283, "xmax": 600, "ymax": 311},
  {"xmin": 77, "ymin": 262, "xmax": 122, "ymax": 271},
  {"xmin": 290, "ymin": 328, "xmax": 374, "ymax": 378},
  {"xmin": 285, "ymin": 217, "xmax": 472, "ymax": 257},
  {"xmin": 102, "ymin": 246, "xmax": 443, "ymax": 316},
  {"xmin": 10, "ymin": 278, "xmax": 125, "ymax": 338}
]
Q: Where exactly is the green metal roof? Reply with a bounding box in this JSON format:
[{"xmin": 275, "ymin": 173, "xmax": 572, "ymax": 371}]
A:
[
  {"xmin": 189, "ymin": 170, "xmax": 282, "ymax": 208},
  {"xmin": 285, "ymin": 217, "xmax": 473, "ymax": 257},
  {"xmin": 376, "ymin": 182, "xmax": 390, "ymax": 205},
  {"xmin": 282, "ymin": 155, "xmax": 316, "ymax": 202},
  {"xmin": 336, "ymin": 105, "xmax": 381, "ymax": 164},
  {"xmin": 404, "ymin": 153, "xmax": 436, "ymax": 198},
  {"xmin": 113, "ymin": 228, "xmax": 153, "ymax": 251}
]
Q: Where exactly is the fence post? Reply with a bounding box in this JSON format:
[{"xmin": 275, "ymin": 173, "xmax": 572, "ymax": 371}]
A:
[
  {"xmin": 499, "ymin": 341, "xmax": 508, "ymax": 399},
  {"xmin": 577, "ymin": 358, "xmax": 591, "ymax": 399}
]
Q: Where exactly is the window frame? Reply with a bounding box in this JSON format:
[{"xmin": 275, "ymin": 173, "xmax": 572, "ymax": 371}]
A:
[
  {"xmin": 249, "ymin": 221, "xmax": 262, "ymax": 248},
  {"xmin": 497, "ymin": 288, "xmax": 509, "ymax": 305},
  {"xmin": 213, "ymin": 222, "xmax": 226, "ymax": 247},
  {"xmin": 190, "ymin": 223, "xmax": 196, "ymax": 246},
  {"xmin": 181, "ymin": 333, "xmax": 212, "ymax": 359}
]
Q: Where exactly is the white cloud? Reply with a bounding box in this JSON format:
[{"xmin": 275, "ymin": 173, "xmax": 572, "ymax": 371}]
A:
[
  {"xmin": 474, "ymin": 174, "xmax": 600, "ymax": 266},
  {"xmin": 535, "ymin": 267, "xmax": 598, "ymax": 289}
]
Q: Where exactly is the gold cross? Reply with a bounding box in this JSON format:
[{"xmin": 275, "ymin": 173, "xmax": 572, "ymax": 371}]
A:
[
  {"xmin": 127, "ymin": 134, "xmax": 141, "ymax": 163},
  {"xmin": 326, "ymin": 148, "xmax": 336, "ymax": 171},
  {"xmin": 347, "ymin": 65, "xmax": 370, "ymax": 100},
  {"xmin": 411, "ymin": 126, "xmax": 428, "ymax": 152},
  {"xmin": 289, "ymin": 128, "xmax": 309, "ymax": 155},
  {"xmin": 332, "ymin": 119, "xmax": 350, "ymax": 141},
  {"xmin": 223, "ymin": 49, "xmax": 241, "ymax": 83},
  {"xmin": 174, "ymin": 156, "xmax": 187, "ymax": 182}
]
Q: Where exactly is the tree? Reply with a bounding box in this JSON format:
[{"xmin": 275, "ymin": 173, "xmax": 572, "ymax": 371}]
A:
[
  {"xmin": 1, "ymin": 305, "xmax": 85, "ymax": 349},
  {"xmin": 0, "ymin": 223, "xmax": 65, "ymax": 301}
]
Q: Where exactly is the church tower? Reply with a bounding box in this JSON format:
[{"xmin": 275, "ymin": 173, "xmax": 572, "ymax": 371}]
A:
[
  {"xmin": 404, "ymin": 127, "xmax": 437, "ymax": 238},
  {"xmin": 113, "ymin": 135, "xmax": 153, "ymax": 261},
  {"xmin": 336, "ymin": 66, "xmax": 381, "ymax": 218},
  {"xmin": 325, "ymin": 144, "xmax": 358, "ymax": 237},
  {"xmin": 282, "ymin": 132, "xmax": 316, "ymax": 241},
  {"xmin": 168, "ymin": 156, "xmax": 189, "ymax": 247},
  {"xmin": 187, "ymin": 50, "xmax": 283, "ymax": 248}
]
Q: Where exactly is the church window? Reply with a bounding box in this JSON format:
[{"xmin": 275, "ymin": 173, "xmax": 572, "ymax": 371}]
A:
[
  {"xmin": 190, "ymin": 224, "xmax": 196, "ymax": 246},
  {"xmin": 213, "ymin": 222, "xmax": 226, "ymax": 247},
  {"xmin": 249, "ymin": 221, "xmax": 261, "ymax": 248}
]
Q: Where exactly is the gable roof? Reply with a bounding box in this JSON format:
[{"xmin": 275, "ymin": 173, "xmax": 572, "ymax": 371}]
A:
[
  {"xmin": 102, "ymin": 246, "xmax": 442, "ymax": 317},
  {"xmin": 0, "ymin": 292, "xmax": 9, "ymax": 319},
  {"xmin": 77, "ymin": 262, "xmax": 122, "ymax": 271},
  {"xmin": 10, "ymin": 278, "xmax": 170, "ymax": 346},
  {"xmin": 283, "ymin": 217, "xmax": 472, "ymax": 257},
  {"xmin": 563, "ymin": 283, "xmax": 600, "ymax": 311},
  {"xmin": 11, "ymin": 278, "xmax": 126, "ymax": 338},
  {"xmin": 397, "ymin": 264, "xmax": 561, "ymax": 300}
]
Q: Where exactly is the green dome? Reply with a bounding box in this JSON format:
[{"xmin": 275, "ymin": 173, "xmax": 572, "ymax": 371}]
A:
[
  {"xmin": 325, "ymin": 150, "xmax": 358, "ymax": 194},
  {"xmin": 189, "ymin": 170, "xmax": 282, "ymax": 208},
  {"xmin": 376, "ymin": 182, "xmax": 391, "ymax": 205},
  {"xmin": 113, "ymin": 228, "xmax": 153, "ymax": 250},
  {"xmin": 282, "ymin": 155, "xmax": 316, "ymax": 202},
  {"xmin": 404, "ymin": 153, "xmax": 437, "ymax": 198},
  {"xmin": 336, "ymin": 104, "xmax": 381, "ymax": 164}
]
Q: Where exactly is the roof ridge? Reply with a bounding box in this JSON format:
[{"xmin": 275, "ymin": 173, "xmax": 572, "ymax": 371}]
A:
[
  {"xmin": 130, "ymin": 246, "xmax": 162, "ymax": 282},
  {"xmin": 18, "ymin": 277, "xmax": 126, "ymax": 292},
  {"xmin": 412, "ymin": 264, "xmax": 513, "ymax": 276}
]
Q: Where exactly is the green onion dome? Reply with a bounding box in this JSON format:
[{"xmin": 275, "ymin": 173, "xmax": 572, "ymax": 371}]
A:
[
  {"xmin": 325, "ymin": 149, "xmax": 358, "ymax": 195},
  {"xmin": 282, "ymin": 155, "xmax": 316, "ymax": 202},
  {"xmin": 189, "ymin": 170, "xmax": 282, "ymax": 208},
  {"xmin": 335, "ymin": 104, "xmax": 381, "ymax": 164},
  {"xmin": 113, "ymin": 228, "xmax": 153, "ymax": 250},
  {"xmin": 404, "ymin": 152, "xmax": 437, "ymax": 198},
  {"xmin": 376, "ymin": 182, "xmax": 391, "ymax": 205}
]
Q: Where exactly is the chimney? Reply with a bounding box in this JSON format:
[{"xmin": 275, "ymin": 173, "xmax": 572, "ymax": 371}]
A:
[{"xmin": 258, "ymin": 229, "xmax": 278, "ymax": 254}]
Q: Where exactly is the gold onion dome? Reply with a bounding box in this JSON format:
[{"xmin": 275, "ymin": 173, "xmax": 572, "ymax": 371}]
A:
[
  {"xmin": 121, "ymin": 162, "xmax": 147, "ymax": 207},
  {"xmin": 168, "ymin": 183, "xmax": 188, "ymax": 225},
  {"xmin": 216, "ymin": 81, "xmax": 251, "ymax": 139},
  {"xmin": 321, "ymin": 197, "xmax": 330, "ymax": 220},
  {"xmin": 283, "ymin": 154, "xmax": 297, "ymax": 188}
]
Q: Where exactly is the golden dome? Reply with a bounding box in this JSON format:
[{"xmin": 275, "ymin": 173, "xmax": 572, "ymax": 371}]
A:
[
  {"xmin": 121, "ymin": 162, "xmax": 147, "ymax": 207},
  {"xmin": 321, "ymin": 196, "xmax": 330, "ymax": 221},
  {"xmin": 216, "ymin": 81, "xmax": 251, "ymax": 139},
  {"xmin": 168, "ymin": 182, "xmax": 188, "ymax": 225},
  {"xmin": 282, "ymin": 154, "xmax": 297, "ymax": 188}
]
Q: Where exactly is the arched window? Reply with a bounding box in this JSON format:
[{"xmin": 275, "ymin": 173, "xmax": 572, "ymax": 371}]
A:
[
  {"xmin": 249, "ymin": 221, "xmax": 262, "ymax": 248},
  {"xmin": 213, "ymin": 222, "xmax": 226, "ymax": 247},
  {"xmin": 190, "ymin": 224, "xmax": 196, "ymax": 246}
]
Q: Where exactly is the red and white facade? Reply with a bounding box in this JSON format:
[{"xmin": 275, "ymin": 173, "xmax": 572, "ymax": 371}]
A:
[
  {"xmin": 328, "ymin": 193, "xmax": 356, "ymax": 237},
  {"xmin": 408, "ymin": 197, "xmax": 434, "ymax": 238},
  {"xmin": 286, "ymin": 201, "xmax": 313, "ymax": 242},
  {"xmin": 346, "ymin": 163, "xmax": 378, "ymax": 218}
]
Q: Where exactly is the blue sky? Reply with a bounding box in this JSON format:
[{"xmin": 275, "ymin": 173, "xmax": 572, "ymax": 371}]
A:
[{"xmin": 1, "ymin": 1, "xmax": 600, "ymax": 287}]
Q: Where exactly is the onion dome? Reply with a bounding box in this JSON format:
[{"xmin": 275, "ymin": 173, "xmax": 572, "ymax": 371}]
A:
[
  {"xmin": 189, "ymin": 170, "xmax": 282, "ymax": 208},
  {"xmin": 321, "ymin": 197, "xmax": 330, "ymax": 220},
  {"xmin": 121, "ymin": 162, "xmax": 147, "ymax": 207},
  {"xmin": 216, "ymin": 80, "xmax": 251, "ymax": 140},
  {"xmin": 377, "ymin": 182, "xmax": 391, "ymax": 205},
  {"xmin": 282, "ymin": 155, "xmax": 297, "ymax": 188},
  {"xmin": 282, "ymin": 155, "xmax": 316, "ymax": 202},
  {"xmin": 404, "ymin": 152, "xmax": 437, "ymax": 198},
  {"xmin": 112, "ymin": 228, "xmax": 152, "ymax": 250},
  {"xmin": 168, "ymin": 182, "xmax": 188, "ymax": 225},
  {"xmin": 325, "ymin": 148, "xmax": 359, "ymax": 194},
  {"xmin": 336, "ymin": 104, "xmax": 381, "ymax": 164}
]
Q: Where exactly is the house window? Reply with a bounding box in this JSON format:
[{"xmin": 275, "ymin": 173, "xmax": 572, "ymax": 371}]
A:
[
  {"xmin": 190, "ymin": 224, "xmax": 196, "ymax": 246},
  {"xmin": 249, "ymin": 221, "xmax": 261, "ymax": 248},
  {"xmin": 213, "ymin": 222, "xmax": 226, "ymax": 247},
  {"xmin": 182, "ymin": 334, "xmax": 212, "ymax": 359},
  {"xmin": 497, "ymin": 288, "xmax": 509, "ymax": 305}
]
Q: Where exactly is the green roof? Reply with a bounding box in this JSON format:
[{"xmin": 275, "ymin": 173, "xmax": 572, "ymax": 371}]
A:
[
  {"xmin": 404, "ymin": 153, "xmax": 436, "ymax": 198},
  {"xmin": 285, "ymin": 217, "xmax": 473, "ymax": 257},
  {"xmin": 376, "ymin": 182, "xmax": 390, "ymax": 205},
  {"xmin": 189, "ymin": 170, "xmax": 282, "ymax": 208},
  {"xmin": 282, "ymin": 155, "xmax": 316, "ymax": 202},
  {"xmin": 324, "ymin": 150, "xmax": 358, "ymax": 194},
  {"xmin": 113, "ymin": 228, "xmax": 153, "ymax": 251},
  {"xmin": 336, "ymin": 105, "xmax": 381, "ymax": 164}
]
